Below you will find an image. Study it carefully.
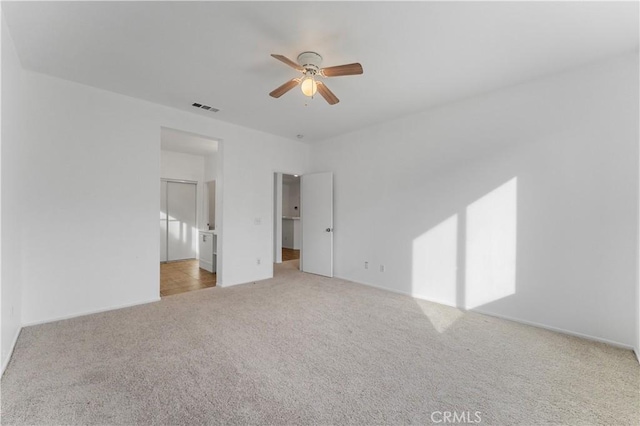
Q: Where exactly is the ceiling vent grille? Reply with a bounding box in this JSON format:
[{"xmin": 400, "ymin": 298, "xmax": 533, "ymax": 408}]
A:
[{"xmin": 192, "ymin": 103, "xmax": 219, "ymax": 113}]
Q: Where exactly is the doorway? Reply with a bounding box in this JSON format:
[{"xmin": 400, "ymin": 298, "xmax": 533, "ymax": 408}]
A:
[
  {"xmin": 274, "ymin": 173, "xmax": 301, "ymax": 269},
  {"xmin": 273, "ymin": 171, "xmax": 334, "ymax": 278},
  {"xmin": 159, "ymin": 127, "xmax": 219, "ymax": 296}
]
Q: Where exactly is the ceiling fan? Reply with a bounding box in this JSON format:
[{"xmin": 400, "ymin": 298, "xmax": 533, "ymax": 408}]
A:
[{"xmin": 269, "ymin": 51, "xmax": 363, "ymax": 105}]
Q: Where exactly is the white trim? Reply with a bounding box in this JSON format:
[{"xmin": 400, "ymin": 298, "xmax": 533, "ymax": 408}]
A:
[
  {"xmin": 199, "ymin": 259, "xmax": 215, "ymax": 273},
  {"xmin": 21, "ymin": 298, "xmax": 160, "ymax": 327},
  {"xmin": 337, "ymin": 275, "xmax": 459, "ymax": 308},
  {"xmin": 214, "ymin": 138, "xmax": 223, "ymax": 287},
  {"xmin": 634, "ymin": 347, "xmax": 640, "ymax": 364},
  {"xmin": 2, "ymin": 326, "xmax": 22, "ymax": 376},
  {"xmin": 471, "ymin": 308, "xmax": 634, "ymax": 351},
  {"xmin": 160, "ymin": 178, "xmax": 198, "ymax": 184},
  {"xmin": 336, "ymin": 274, "xmax": 636, "ymax": 352}
]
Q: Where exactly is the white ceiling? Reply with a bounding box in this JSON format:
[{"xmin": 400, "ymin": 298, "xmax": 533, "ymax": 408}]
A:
[
  {"xmin": 161, "ymin": 127, "xmax": 218, "ymax": 156},
  {"xmin": 3, "ymin": 2, "xmax": 638, "ymax": 143}
]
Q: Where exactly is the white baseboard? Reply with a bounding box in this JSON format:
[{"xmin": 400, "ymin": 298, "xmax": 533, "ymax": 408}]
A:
[
  {"xmin": 336, "ymin": 275, "xmax": 458, "ymax": 308},
  {"xmin": 471, "ymin": 308, "xmax": 634, "ymax": 351},
  {"xmin": 634, "ymin": 347, "xmax": 640, "ymax": 364},
  {"xmin": 338, "ymin": 275, "xmax": 415, "ymax": 297},
  {"xmin": 2, "ymin": 326, "xmax": 23, "ymax": 377},
  {"xmin": 337, "ymin": 274, "xmax": 636, "ymax": 353},
  {"xmin": 3, "ymin": 298, "xmax": 161, "ymax": 375},
  {"xmin": 21, "ymin": 297, "xmax": 161, "ymax": 327}
]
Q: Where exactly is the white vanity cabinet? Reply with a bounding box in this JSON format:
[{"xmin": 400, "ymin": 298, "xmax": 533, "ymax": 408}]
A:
[{"xmin": 198, "ymin": 230, "xmax": 217, "ymax": 273}]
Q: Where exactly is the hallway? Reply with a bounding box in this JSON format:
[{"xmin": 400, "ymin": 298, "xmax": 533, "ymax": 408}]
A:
[
  {"xmin": 282, "ymin": 248, "xmax": 300, "ymax": 261},
  {"xmin": 160, "ymin": 260, "xmax": 216, "ymax": 297}
]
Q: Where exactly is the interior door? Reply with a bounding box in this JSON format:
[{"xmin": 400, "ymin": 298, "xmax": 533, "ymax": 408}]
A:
[
  {"xmin": 301, "ymin": 172, "xmax": 333, "ymax": 277},
  {"xmin": 166, "ymin": 181, "xmax": 197, "ymax": 261}
]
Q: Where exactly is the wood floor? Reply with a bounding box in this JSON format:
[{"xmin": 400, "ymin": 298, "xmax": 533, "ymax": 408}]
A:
[
  {"xmin": 282, "ymin": 248, "xmax": 300, "ymax": 261},
  {"xmin": 161, "ymin": 251, "xmax": 295, "ymax": 297},
  {"xmin": 160, "ymin": 259, "xmax": 216, "ymax": 297}
]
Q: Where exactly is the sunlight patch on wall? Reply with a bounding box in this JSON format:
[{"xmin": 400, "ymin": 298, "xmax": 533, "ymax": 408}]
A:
[
  {"xmin": 168, "ymin": 220, "xmax": 182, "ymax": 242},
  {"xmin": 412, "ymin": 214, "xmax": 458, "ymax": 306},
  {"xmin": 465, "ymin": 178, "xmax": 517, "ymax": 309}
]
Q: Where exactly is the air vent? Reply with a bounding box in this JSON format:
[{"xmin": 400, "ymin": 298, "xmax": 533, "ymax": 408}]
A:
[{"xmin": 192, "ymin": 102, "xmax": 219, "ymax": 113}]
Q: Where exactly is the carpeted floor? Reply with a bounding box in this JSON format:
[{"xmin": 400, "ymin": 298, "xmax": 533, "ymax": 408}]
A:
[{"xmin": 1, "ymin": 260, "xmax": 638, "ymax": 425}]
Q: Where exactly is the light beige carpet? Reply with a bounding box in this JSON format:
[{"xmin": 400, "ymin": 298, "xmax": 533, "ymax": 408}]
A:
[{"xmin": 1, "ymin": 260, "xmax": 638, "ymax": 425}]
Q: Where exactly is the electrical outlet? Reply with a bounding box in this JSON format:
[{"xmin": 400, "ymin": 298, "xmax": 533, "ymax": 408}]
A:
[
  {"xmin": 364, "ymin": 261, "xmax": 369, "ymax": 269},
  {"xmin": 380, "ymin": 265, "xmax": 385, "ymax": 272},
  {"xmin": 256, "ymin": 258, "xmax": 261, "ymax": 265}
]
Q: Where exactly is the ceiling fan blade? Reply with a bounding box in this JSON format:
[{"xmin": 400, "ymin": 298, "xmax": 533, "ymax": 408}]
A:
[
  {"xmin": 271, "ymin": 54, "xmax": 304, "ymax": 72},
  {"xmin": 320, "ymin": 63, "xmax": 363, "ymax": 77},
  {"xmin": 316, "ymin": 81, "xmax": 339, "ymax": 105},
  {"xmin": 269, "ymin": 78, "xmax": 301, "ymax": 98}
]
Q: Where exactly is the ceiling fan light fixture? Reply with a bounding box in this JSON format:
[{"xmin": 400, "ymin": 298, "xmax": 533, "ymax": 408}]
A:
[
  {"xmin": 269, "ymin": 51, "xmax": 362, "ymax": 105},
  {"xmin": 300, "ymin": 76, "xmax": 317, "ymax": 97}
]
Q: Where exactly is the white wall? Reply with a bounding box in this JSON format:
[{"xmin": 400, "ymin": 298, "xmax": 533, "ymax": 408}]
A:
[
  {"xmin": 1, "ymin": 12, "xmax": 26, "ymax": 372},
  {"xmin": 206, "ymin": 182, "xmax": 216, "ymax": 230},
  {"xmin": 204, "ymin": 152, "xmax": 217, "ymax": 182},
  {"xmin": 6, "ymin": 66, "xmax": 309, "ymax": 326},
  {"xmin": 204, "ymin": 152, "xmax": 218, "ymax": 230},
  {"xmin": 221, "ymin": 133, "xmax": 309, "ymax": 285},
  {"xmin": 310, "ymin": 52, "xmax": 639, "ymax": 348},
  {"xmin": 160, "ymin": 149, "xmax": 206, "ymax": 231}
]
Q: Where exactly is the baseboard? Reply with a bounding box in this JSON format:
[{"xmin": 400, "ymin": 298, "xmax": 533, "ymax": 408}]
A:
[
  {"xmin": 199, "ymin": 259, "xmax": 215, "ymax": 273},
  {"xmin": 337, "ymin": 274, "xmax": 636, "ymax": 353},
  {"xmin": 219, "ymin": 274, "xmax": 274, "ymax": 288},
  {"xmin": 335, "ymin": 274, "xmax": 459, "ymax": 308},
  {"xmin": 21, "ymin": 297, "xmax": 161, "ymax": 327},
  {"xmin": 471, "ymin": 308, "xmax": 635, "ymax": 351},
  {"xmin": 2, "ymin": 326, "xmax": 23, "ymax": 377},
  {"xmin": 634, "ymin": 347, "xmax": 640, "ymax": 364}
]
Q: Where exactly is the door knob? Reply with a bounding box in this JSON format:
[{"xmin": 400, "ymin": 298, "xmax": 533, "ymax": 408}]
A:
[{"xmin": 326, "ymin": 228, "xmax": 333, "ymax": 232}]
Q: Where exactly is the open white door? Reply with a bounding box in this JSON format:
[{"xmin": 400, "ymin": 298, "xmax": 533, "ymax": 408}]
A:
[{"xmin": 301, "ymin": 172, "xmax": 333, "ymax": 277}]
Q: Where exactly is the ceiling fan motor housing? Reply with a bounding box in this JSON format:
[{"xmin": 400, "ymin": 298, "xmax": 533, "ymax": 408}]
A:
[{"xmin": 297, "ymin": 51, "xmax": 323, "ymax": 75}]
